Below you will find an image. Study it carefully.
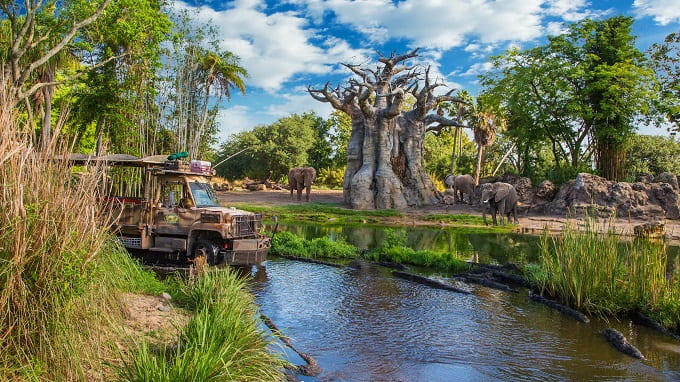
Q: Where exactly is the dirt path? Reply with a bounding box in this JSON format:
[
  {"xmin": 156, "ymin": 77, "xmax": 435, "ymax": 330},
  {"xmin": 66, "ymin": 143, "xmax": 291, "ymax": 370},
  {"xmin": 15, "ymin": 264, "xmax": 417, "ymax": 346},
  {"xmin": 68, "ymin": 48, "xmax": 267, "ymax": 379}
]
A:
[{"xmin": 218, "ymin": 188, "xmax": 680, "ymax": 241}]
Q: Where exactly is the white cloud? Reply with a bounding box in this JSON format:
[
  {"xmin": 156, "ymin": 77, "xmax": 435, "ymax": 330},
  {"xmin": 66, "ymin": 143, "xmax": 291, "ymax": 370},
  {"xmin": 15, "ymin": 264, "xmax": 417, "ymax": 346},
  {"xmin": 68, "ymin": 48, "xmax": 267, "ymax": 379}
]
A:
[
  {"xmin": 296, "ymin": 0, "xmax": 573, "ymax": 50},
  {"xmin": 215, "ymin": 106, "xmax": 256, "ymax": 143},
  {"xmin": 634, "ymin": 0, "xmax": 680, "ymax": 25},
  {"xmin": 172, "ymin": 0, "xmax": 368, "ymax": 93},
  {"xmin": 460, "ymin": 62, "xmax": 495, "ymax": 77},
  {"xmin": 264, "ymin": 87, "xmax": 334, "ymax": 119}
]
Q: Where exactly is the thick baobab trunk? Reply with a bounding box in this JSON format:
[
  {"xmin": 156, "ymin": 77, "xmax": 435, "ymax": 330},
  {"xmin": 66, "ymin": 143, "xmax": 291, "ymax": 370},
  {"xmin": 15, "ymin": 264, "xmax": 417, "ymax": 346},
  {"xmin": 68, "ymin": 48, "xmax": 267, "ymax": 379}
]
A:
[{"xmin": 309, "ymin": 50, "xmax": 465, "ymax": 210}]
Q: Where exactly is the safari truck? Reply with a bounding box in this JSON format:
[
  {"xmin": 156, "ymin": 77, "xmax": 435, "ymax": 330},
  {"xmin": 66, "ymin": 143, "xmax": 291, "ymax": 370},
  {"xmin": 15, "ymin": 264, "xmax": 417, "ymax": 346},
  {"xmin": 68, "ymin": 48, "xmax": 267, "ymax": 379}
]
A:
[{"xmin": 67, "ymin": 153, "xmax": 271, "ymax": 266}]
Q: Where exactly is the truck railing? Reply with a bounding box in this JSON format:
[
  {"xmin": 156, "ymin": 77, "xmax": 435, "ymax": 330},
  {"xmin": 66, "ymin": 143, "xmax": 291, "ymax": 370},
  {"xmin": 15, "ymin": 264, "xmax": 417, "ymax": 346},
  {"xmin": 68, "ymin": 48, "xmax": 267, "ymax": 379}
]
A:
[{"xmin": 231, "ymin": 214, "xmax": 262, "ymax": 237}]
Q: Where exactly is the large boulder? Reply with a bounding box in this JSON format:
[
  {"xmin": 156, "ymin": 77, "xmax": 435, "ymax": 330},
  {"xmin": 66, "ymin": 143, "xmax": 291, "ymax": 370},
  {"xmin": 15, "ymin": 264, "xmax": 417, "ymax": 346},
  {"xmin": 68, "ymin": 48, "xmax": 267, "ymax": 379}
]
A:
[
  {"xmin": 656, "ymin": 172, "xmax": 679, "ymax": 190},
  {"xmin": 547, "ymin": 173, "xmax": 679, "ymax": 219}
]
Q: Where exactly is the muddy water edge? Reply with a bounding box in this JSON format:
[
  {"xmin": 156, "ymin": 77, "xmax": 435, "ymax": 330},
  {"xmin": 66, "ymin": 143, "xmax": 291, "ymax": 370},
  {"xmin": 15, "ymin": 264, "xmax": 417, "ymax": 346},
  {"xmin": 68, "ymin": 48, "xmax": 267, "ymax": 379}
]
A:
[{"xmin": 249, "ymin": 224, "xmax": 680, "ymax": 381}]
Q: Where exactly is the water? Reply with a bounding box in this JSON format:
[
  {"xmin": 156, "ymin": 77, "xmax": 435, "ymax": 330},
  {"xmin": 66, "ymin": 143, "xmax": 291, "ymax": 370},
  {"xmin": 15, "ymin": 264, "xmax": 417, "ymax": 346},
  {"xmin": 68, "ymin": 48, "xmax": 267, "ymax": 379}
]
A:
[
  {"xmin": 252, "ymin": 259, "xmax": 680, "ymax": 381},
  {"xmin": 250, "ymin": 225, "xmax": 680, "ymax": 381}
]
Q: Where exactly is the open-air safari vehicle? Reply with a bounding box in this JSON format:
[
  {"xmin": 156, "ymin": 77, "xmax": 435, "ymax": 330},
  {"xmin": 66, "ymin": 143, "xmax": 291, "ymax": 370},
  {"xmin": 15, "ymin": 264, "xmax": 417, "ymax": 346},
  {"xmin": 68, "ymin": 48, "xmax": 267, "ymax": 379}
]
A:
[{"xmin": 67, "ymin": 153, "xmax": 271, "ymax": 266}]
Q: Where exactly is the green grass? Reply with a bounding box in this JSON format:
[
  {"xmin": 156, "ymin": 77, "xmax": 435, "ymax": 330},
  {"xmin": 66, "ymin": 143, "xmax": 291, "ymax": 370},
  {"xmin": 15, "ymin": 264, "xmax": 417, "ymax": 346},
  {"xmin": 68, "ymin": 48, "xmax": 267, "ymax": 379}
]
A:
[
  {"xmin": 117, "ymin": 270, "xmax": 286, "ymax": 382},
  {"xmin": 272, "ymin": 230, "xmax": 470, "ymax": 273},
  {"xmin": 525, "ymin": 219, "xmax": 680, "ymax": 330},
  {"xmin": 271, "ymin": 231, "xmax": 359, "ymax": 259},
  {"xmin": 229, "ymin": 202, "xmax": 402, "ymax": 224}
]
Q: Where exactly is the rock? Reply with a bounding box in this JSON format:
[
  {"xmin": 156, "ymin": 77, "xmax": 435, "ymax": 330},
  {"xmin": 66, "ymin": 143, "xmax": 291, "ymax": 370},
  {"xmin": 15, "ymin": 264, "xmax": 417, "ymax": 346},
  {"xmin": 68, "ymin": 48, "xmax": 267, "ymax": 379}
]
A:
[
  {"xmin": 633, "ymin": 221, "xmax": 665, "ymax": 238},
  {"xmin": 159, "ymin": 292, "xmax": 172, "ymax": 301},
  {"xmin": 513, "ymin": 177, "xmax": 534, "ymax": 204},
  {"xmin": 636, "ymin": 173, "xmax": 654, "ymax": 183},
  {"xmin": 442, "ymin": 189, "xmax": 457, "ymax": 205},
  {"xmin": 535, "ymin": 180, "xmax": 557, "ymax": 200},
  {"xmin": 547, "ymin": 173, "xmax": 680, "ymax": 220},
  {"xmin": 656, "ymin": 172, "xmax": 679, "ymax": 190},
  {"xmin": 157, "ymin": 305, "xmax": 172, "ymax": 312},
  {"xmin": 602, "ymin": 328, "xmax": 646, "ymax": 360}
]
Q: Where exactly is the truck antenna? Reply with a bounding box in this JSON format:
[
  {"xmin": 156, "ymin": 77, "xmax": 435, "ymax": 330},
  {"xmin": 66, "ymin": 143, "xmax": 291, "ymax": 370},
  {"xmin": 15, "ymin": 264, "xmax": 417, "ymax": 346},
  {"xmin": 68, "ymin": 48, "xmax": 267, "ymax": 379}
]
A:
[{"xmin": 213, "ymin": 147, "xmax": 249, "ymax": 169}]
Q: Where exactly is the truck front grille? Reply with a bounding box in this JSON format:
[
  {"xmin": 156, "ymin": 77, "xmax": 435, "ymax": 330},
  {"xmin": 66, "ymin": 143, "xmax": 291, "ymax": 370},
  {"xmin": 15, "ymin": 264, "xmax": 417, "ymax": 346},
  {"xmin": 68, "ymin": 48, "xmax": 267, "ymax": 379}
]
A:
[
  {"xmin": 231, "ymin": 214, "xmax": 262, "ymax": 237},
  {"xmin": 120, "ymin": 236, "xmax": 142, "ymax": 248}
]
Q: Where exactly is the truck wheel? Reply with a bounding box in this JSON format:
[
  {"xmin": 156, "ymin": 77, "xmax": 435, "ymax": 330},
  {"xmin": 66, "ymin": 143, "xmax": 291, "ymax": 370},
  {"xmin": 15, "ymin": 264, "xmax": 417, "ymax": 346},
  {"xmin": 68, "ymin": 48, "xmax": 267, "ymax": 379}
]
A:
[{"xmin": 192, "ymin": 239, "xmax": 220, "ymax": 266}]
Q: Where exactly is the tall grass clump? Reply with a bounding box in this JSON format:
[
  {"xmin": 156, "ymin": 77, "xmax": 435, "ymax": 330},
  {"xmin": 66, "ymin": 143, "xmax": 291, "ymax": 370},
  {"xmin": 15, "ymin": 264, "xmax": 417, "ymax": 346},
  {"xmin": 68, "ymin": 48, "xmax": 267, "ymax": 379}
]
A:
[
  {"xmin": 0, "ymin": 100, "xmax": 143, "ymax": 378},
  {"xmin": 271, "ymin": 231, "xmax": 358, "ymax": 259},
  {"xmin": 365, "ymin": 230, "xmax": 471, "ymax": 273},
  {"xmin": 118, "ymin": 269, "xmax": 286, "ymax": 382},
  {"xmin": 529, "ymin": 219, "xmax": 680, "ymax": 327}
]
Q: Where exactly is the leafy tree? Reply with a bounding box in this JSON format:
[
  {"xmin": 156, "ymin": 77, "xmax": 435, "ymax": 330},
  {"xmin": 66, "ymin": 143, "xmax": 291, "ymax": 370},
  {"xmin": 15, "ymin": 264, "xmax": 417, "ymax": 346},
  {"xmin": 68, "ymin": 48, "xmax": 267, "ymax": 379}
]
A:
[
  {"xmin": 157, "ymin": 9, "xmax": 246, "ymax": 159},
  {"xmin": 216, "ymin": 112, "xmax": 318, "ymax": 181},
  {"xmin": 306, "ymin": 113, "xmax": 332, "ymax": 171},
  {"xmin": 649, "ymin": 30, "xmax": 680, "ymax": 131},
  {"xmin": 481, "ymin": 16, "xmax": 656, "ymax": 181},
  {"xmin": 423, "ymin": 129, "xmax": 475, "ymax": 181},
  {"xmin": 625, "ymin": 134, "xmax": 680, "ymax": 178},
  {"xmin": 0, "ymin": 0, "xmax": 112, "ymax": 141}
]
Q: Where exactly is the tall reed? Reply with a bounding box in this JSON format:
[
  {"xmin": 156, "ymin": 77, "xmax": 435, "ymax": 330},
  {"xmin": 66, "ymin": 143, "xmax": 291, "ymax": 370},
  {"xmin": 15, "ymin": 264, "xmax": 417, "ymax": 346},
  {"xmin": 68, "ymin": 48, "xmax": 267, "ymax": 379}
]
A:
[
  {"xmin": 0, "ymin": 90, "xmax": 132, "ymax": 379},
  {"xmin": 532, "ymin": 219, "xmax": 677, "ymax": 320},
  {"xmin": 118, "ymin": 269, "xmax": 286, "ymax": 381}
]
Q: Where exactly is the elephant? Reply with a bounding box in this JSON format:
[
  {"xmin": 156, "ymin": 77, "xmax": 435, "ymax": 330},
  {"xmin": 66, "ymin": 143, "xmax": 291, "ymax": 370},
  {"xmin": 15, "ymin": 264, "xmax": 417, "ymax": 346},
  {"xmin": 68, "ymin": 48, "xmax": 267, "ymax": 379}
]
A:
[
  {"xmin": 288, "ymin": 167, "xmax": 317, "ymax": 202},
  {"xmin": 481, "ymin": 182, "xmax": 519, "ymax": 226},
  {"xmin": 445, "ymin": 174, "xmax": 475, "ymax": 204}
]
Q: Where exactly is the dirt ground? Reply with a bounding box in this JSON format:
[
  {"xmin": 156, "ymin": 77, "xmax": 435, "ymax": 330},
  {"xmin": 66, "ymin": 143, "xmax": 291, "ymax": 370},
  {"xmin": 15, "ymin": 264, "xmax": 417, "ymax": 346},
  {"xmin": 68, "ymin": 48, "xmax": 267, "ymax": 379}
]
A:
[{"xmin": 219, "ymin": 188, "xmax": 680, "ymax": 241}]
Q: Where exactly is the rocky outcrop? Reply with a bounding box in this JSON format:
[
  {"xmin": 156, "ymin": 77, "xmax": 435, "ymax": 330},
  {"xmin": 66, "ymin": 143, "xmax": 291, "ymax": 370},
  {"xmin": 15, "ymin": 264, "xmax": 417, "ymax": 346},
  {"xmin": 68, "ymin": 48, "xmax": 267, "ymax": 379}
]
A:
[
  {"xmin": 465, "ymin": 172, "xmax": 680, "ymax": 220},
  {"xmin": 546, "ymin": 173, "xmax": 680, "ymax": 219}
]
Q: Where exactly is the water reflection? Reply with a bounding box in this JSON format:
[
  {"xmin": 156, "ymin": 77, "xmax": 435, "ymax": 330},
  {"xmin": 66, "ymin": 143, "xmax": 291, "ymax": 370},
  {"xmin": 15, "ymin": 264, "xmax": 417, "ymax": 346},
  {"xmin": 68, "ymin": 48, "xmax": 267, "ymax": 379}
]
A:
[
  {"xmin": 252, "ymin": 259, "xmax": 680, "ymax": 381},
  {"xmin": 280, "ymin": 223, "xmax": 541, "ymax": 265}
]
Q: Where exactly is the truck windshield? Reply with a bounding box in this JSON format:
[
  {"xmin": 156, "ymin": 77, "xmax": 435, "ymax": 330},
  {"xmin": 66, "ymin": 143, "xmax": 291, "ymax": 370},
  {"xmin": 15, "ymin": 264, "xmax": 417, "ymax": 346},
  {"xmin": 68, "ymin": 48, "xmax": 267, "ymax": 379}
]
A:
[{"xmin": 189, "ymin": 182, "xmax": 220, "ymax": 207}]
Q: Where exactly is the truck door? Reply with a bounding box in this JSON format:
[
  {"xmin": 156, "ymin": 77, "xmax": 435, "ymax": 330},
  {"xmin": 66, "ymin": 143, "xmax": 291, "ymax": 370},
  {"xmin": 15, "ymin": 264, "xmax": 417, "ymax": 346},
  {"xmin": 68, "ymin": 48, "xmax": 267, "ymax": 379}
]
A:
[{"xmin": 154, "ymin": 180, "xmax": 199, "ymax": 236}]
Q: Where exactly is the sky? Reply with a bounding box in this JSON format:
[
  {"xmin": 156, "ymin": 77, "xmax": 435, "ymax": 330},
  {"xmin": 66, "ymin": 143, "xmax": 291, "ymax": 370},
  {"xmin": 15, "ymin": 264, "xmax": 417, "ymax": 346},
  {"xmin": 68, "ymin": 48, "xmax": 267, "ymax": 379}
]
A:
[{"xmin": 171, "ymin": 0, "xmax": 680, "ymax": 142}]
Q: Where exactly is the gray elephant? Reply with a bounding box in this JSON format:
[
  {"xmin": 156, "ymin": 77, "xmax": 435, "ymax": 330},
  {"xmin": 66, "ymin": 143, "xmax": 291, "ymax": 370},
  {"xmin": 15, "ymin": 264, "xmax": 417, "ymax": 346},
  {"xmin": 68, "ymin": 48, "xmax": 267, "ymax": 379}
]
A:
[
  {"xmin": 445, "ymin": 174, "xmax": 475, "ymax": 204},
  {"xmin": 481, "ymin": 182, "xmax": 519, "ymax": 226},
  {"xmin": 289, "ymin": 167, "xmax": 317, "ymax": 202}
]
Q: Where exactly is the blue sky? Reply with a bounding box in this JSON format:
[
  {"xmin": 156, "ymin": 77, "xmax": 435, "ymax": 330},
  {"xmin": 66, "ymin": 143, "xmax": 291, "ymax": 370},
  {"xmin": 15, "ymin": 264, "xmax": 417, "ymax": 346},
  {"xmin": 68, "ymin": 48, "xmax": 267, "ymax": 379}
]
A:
[{"xmin": 171, "ymin": 0, "xmax": 680, "ymax": 142}]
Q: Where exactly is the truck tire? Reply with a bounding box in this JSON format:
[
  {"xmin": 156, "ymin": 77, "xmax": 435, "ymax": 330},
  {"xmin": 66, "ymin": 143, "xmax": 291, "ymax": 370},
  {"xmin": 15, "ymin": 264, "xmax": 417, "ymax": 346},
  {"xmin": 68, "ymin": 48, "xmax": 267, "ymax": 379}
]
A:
[{"xmin": 192, "ymin": 239, "xmax": 220, "ymax": 266}]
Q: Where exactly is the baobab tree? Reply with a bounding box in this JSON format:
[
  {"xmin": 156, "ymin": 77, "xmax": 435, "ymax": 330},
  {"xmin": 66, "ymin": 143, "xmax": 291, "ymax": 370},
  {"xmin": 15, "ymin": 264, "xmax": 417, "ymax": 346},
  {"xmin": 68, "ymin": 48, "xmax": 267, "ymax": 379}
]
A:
[{"xmin": 309, "ymin": 50, "xmax": 465, "ymax": 209}]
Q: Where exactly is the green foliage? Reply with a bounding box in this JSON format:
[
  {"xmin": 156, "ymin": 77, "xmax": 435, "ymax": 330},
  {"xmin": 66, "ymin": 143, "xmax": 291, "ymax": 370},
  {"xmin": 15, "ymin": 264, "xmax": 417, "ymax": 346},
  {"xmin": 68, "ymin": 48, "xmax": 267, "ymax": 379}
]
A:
[
  {"xmin": 316, "ymin": 166, "xmax": 345, "ymax": 188},
  {"xmin": 216, "ymin": 112, "xmax": 319, "ymax": 181},
  {"xmin": 531, "ymin": 219, "xmax": 680, "ymax": 327},
  {"xmin": 271, "ymin": 231, "xmax": 358, "ymax": 259},
  {"xmin": 423, "ymin": 130, "xmax": 475, "ymax": 180},
  {"xmin": 649, "ymin": 31, "xmax": 680, "ymax": 131},
  {"xmin": 481, "ymin": 16, "xmax": 657, "ymax": 181},
  {"xmin": 229, "ymin": 202, "xmax": 402, "ymax": 225},
  {"xmin": 625, "ymin": 134, "xmax": 680, "ymax": 179},
  {"xmin": 366, "ymin": 230, "xmax": 471, "ymax": 273},
  {"xmin": 119, "ymin": 270, "xmax": 286, "ymax": 382}
]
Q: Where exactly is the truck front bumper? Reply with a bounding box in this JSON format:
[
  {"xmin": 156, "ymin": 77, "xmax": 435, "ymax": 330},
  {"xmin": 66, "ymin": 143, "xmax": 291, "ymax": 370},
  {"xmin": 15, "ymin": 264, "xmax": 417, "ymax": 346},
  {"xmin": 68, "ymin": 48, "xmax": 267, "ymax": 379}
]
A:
[{"xmin": 220, "ymin": 237, "xmax": 271, "ymax": 266}]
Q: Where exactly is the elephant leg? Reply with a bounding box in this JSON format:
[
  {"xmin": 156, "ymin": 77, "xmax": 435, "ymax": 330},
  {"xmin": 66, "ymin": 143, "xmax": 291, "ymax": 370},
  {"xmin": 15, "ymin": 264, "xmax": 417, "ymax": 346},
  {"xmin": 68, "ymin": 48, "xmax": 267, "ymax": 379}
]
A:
[
  {"xmin": 305, "ymin": 185, "xmax": 311, "ymax": 202},
  {"xmin": 498, "ymin": 201, "xmax": 506, "ymax": 226},
  {"xmin": 492, "ymin": 205, "xmax": 498, "ymax": 226}
]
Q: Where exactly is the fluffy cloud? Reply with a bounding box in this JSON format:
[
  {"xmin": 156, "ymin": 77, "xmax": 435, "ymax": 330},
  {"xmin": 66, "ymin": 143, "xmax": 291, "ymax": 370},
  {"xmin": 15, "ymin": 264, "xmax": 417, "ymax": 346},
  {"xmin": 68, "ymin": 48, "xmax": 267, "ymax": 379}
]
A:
[
  {"xmin": 294, "ymin": 0, "xmax": 595, "ymax": 50},
  {"xmin": 172, "ymin": 0, "xmax": 369, "ymax": 92},
  {"xmin": 215, "ymin": 106, "xmax": 256, "ymax": 143},
  {"xmin": 634, "ymin": 0, "xmax": 680, "ymax": 25}
]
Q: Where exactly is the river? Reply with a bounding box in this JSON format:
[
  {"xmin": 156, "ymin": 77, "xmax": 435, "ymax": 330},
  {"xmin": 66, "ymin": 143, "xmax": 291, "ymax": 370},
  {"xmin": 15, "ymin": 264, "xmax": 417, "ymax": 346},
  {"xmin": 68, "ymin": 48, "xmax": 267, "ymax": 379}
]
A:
[{"xmin": 250, "ymin": 225, "xmax": 680, "ymax": 381}]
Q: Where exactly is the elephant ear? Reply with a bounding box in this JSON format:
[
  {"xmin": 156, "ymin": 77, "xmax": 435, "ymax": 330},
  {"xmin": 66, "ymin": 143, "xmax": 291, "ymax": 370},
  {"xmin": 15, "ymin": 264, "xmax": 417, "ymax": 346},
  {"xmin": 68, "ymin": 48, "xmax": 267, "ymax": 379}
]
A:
[{"xmin": 494, "ymin": 183, "xmax": 511, "ymax": 202}]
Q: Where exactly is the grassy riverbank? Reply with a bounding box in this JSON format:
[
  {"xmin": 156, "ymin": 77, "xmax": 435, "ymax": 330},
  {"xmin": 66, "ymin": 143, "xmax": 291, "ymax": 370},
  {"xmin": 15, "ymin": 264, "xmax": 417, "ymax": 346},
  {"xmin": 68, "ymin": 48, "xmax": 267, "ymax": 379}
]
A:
[
  {"xmin": 118, "ymin": 270, "xmax": 286, "ymax": 382},
  {"xmin": 0, "ymin": 111, "xmax": 283, "ymax": 380},
  {"xmin": 525, "ymin": 220, "xmax": 680, "ymax": 331},
  {"xmin": 271, "ymin": 230, "xmax": 470, "ymax": 273}
]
